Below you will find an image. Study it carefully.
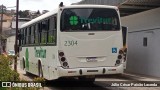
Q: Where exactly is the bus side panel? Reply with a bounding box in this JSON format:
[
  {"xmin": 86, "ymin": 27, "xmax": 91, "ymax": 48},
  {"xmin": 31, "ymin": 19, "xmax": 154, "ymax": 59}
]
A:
[{"xmin": 19, "ymin": 46, "xmax": 60, "ymax": 80}]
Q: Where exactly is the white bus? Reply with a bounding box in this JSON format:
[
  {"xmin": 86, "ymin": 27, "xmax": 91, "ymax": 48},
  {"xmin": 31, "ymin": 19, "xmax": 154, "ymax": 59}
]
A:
[{"xmin": 19, "ymin": 3, "xmax": 127, "ymax": 82}]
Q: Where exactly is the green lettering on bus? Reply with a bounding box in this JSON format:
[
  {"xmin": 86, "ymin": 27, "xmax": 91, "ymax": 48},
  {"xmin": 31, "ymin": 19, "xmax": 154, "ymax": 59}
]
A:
[
  {"xmin": 25, "ymin": 48, "xmax": 29, "ymax": 70},
  {"xmin": 70, "ymin": 16, "xmax": 112, "ymax": 26},
  {"xmin": 34, "ymin": 47, "xmax": 46, "ymax": 58}
]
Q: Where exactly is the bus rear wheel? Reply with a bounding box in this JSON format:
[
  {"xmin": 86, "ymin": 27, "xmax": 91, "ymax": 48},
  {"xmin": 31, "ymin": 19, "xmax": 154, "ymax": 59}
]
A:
[
  {"xmin": 38, "ymin": 62, "xmax": 43, "ymax": 77},
  {"xmin": 22, "ymin": 59, "xmax": 30, "ymax": 75}
]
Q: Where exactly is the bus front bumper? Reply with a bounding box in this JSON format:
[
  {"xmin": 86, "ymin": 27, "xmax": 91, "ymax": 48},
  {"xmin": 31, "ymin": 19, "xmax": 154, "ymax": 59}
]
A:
[{"xmin": 57, "ymin": 64, "xmax": 123, "ymax": 77}]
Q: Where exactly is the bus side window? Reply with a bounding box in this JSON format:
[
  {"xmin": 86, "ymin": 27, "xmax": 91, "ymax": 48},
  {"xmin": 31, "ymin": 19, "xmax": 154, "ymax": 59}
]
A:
[
  {"xmin": 33, "ymin": 25, "xmax": 36, "ymax": 44},
  {"xmin": 35, "ymin": 24, "xmax": 39, "ymax": 44},
  {"xmin": 48, "ymin": 15, "xmax": 57, "ymax": 45},
  {"xmin": 28, "ymin": 26, "xmax": 31, "ymax": 44},
  {"xmin": 26, "ymin": 27, "xmax": 30, "ymax": 45},
  {"xmin": 54, "ymin": 16, "xmax": 57, "ymax": 30},
  {"xmin": 24, "ymin": 28, "xmax": 27, "ymax": 45},
  {"xmin": 21, "ymin": 29, "xmax": 24, "ymax": 45},
  {"xmin": 38, "ymin": 22, "xmax": 42, "ymax": 43},
  {"xmin": 41, "ymin": 20, "xmax": 48, "ymax": 44},
  {"xmin": 31, "ymin": 26, "xmax": 35, "ymax": 44}
]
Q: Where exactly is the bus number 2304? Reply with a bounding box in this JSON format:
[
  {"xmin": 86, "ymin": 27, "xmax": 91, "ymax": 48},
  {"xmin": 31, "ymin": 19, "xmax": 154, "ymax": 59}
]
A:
[{"xmin": 64, "ymin": 40, "xmax": 78, "ymax": 46}]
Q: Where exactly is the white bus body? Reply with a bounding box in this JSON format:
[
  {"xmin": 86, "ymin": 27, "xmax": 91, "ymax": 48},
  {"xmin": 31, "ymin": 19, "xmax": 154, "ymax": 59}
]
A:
[{"xmin": 19, "ymin": 4, "xmax": 127, "ymax": 81}]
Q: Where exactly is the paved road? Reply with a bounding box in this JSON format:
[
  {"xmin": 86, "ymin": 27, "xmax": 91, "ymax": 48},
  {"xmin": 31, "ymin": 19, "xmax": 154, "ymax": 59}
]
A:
[{"xmin": 14, "ymin": 60, "xmax": 160, "ymax": 90}]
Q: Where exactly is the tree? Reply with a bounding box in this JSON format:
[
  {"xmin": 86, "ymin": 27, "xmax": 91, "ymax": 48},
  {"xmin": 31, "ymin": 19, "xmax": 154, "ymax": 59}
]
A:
[
  {"xmin": 18, "ymin": 10, "xmax": 23, "ymax": 17},
  {"xmin": 23, "ymin": 10, "xmax": 30, "ymax": 18},
  {"xmin": 36, "ymin": 10, "xmax": 41, "ymax": 15}
]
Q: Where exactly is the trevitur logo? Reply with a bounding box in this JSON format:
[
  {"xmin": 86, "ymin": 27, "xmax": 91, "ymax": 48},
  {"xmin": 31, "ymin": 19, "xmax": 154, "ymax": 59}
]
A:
[
  {"xmin": 69, "ymin": 16, "xmax": 112, "ymax": 26},
  {"xmin": 69, "ymin": 16, "xmax": 78, "ymax": 25}
]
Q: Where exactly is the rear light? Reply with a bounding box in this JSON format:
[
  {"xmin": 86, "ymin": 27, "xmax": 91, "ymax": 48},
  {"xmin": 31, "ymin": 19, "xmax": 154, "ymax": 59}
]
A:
[
  {"xmin": 123, "ymin": 48, "xmax": 127, "ymax": 62},
  {"xmin": 61, "ymin": 57, "xmax": 66, "ymax": 62},
  {"xmin": 116, "ymin": 60, "xmax": 121, "ymax": 64},
  {"xmin": 118, "ymin": 55, "xmax": 122, "ymax": 59},
  {"xmin": 119, "ymin": 50, "xmax": 123, "ymax": 54},
  {"xmin": 124, "ymin": 48, "xmax": 127, "ymax": 53},
  {"xmin": 58, "ymin": 50, "xmax": 69, "ymax": 69},
  {"xmin": 115, "ymin": 48, "xmax": 127, "ymax": 66},
  {"xmin": 115, "ymin": 49, "xmax": 124, "ymax": 66},
  {"xmin": 63, "ymin": 62, "xmax": 68, "ymax": 67},
  {"xmin": 59, "ymin": 52, "xmax": 64, "ymax": 57}
]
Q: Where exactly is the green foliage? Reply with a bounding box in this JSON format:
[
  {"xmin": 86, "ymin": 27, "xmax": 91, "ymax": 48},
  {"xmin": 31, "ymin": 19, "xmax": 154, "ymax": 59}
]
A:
[
  {"xmin": 0, "ymin": 55, "xmax": 20, "ymax": 81},
  {"xmin": 33, "ymin": 77, "xmax": 45, "ymax": 82},
  {"xmin": 48, "ymin": 35, "xmax": 55, "ymax": 43},
  {"xmin": 18, "ymin": 10, "xmax": 30, "ymax": 18},
  {"xmin": 7, "ymin": 55, "xmax": 15, "ymax": 65},
  {"xmin": 0, "ymin": 55, "xmax": 44, "ymax": 90}
]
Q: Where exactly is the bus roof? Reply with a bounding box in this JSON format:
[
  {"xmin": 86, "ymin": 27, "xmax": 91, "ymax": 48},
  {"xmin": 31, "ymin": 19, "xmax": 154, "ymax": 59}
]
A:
[
  {"xmin": 21, "ymin": 9, "xmax": 58, "ymax": 28},
  {"xmin": 64, "ymin": 4, "xmax": 117, "ymax": 9},
  {"xmin": 20, "ymin": 4, "xmax": 118, "ymax": 29}
]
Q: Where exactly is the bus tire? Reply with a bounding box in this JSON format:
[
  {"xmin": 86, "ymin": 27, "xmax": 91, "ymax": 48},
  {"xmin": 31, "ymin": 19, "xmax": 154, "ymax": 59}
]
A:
[
  {"xmin": 78, "ymin": 76, "xmax": 95, "ymax": 83},
  {"xmin": 26, "ymin": 71, "xmax": 30, "ymax": 75},
  {"xmin": 38, "ymin": 62, "xmax": 43, "ymax": 77}
]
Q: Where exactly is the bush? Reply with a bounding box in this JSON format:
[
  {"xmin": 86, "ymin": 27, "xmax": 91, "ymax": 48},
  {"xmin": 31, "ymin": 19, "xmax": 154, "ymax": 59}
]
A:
[
  {"xmin": 0, "ymin": 55, "xmax": 43, "ymax": 90},
  {"xmin": 33, "ymin": 77, "xmax": 45, "ymax": 82},
  {"xmin": 0, "ymin": 55, "xmax": 20, "ymax": 81}
]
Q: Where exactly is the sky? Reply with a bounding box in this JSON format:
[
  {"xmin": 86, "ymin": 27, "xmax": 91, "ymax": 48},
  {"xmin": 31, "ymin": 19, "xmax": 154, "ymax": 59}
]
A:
[{"xmin": 0, "ymin": 0, "xmax": 81, "ymax": 11}]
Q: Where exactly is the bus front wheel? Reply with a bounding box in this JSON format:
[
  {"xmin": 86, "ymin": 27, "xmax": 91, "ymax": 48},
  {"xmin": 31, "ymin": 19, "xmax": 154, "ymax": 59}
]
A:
[{"xmin": 22, "ymin": 59, "xmax": 25, "ymax": 70}]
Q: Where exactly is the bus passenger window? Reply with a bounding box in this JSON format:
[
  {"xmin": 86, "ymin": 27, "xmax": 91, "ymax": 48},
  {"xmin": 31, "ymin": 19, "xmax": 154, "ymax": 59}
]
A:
[
  {"xmin": 31, "ymin": 26, "xmax": 35, "ymax": 44},
  {"xmin": 48, "ymin": 16, "xmax": 57, "ymax": 45},
  {"xmin": 24, "ymin": 28, "xmax": 27, "ymax": 45},
  {"xmin": 41, "ymin": 21, "xmax": 47, "ymax": 44},
  {"xmin": 35, "ymin": 24, "xmax": 39, "ymax": 44},
  {"xmin": 28, "ymin": 27, "xmax": 31, "ymax": 44}
]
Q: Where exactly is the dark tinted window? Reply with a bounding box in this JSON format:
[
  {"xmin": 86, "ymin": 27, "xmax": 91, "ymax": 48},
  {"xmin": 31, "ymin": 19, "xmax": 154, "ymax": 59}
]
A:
[{"xmin": 61, "ymin": 8, "xmax": 120, "ymax": 32}]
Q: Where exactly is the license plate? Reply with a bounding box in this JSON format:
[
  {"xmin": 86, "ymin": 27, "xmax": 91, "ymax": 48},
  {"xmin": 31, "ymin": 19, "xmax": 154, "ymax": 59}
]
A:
[{"xmin": 86, "ymin": 57, "xmax": 97, "ymax": 62}]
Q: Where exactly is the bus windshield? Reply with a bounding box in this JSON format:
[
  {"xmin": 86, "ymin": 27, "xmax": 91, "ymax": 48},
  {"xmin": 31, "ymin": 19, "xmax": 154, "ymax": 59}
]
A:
[{"xmin": 61, "ymin": 8, "xmax": 120, "ymax": 32}]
